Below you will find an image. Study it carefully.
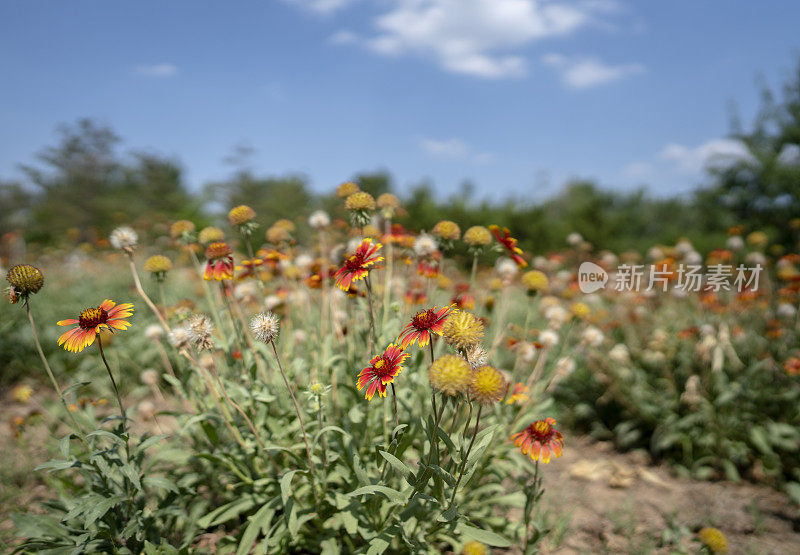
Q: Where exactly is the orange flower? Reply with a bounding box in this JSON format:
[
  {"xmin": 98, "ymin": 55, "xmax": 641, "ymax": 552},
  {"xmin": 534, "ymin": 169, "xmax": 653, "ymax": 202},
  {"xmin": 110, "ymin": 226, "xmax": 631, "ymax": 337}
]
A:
[
  {"xmin": 57, "ymin": 299, "xmax": 134, "ymax": 353},
  {"xmin": 335, "ymin": 238, "xmax": 383, "ymax": 290},
  {"xmin": 506, "ymin": 382, "xmax": 530, "ymax": 405},
  {"xmin": 204, "ymin": 241, "xmax": 234, "ymax": 281},
  {"xmin": 489, "ymin": 225, "xmax": 527, "ymax": 267},
  {"xmin": 398, "ymin": 305, "xmax": 454, "ymax": 349},
  {"xmin": 357, "ymin": 344, "xmax": 409, "ymax": 400},
  {"xmin": 511, "ymin": 418, "xmax": 564, "ymax": 463}
]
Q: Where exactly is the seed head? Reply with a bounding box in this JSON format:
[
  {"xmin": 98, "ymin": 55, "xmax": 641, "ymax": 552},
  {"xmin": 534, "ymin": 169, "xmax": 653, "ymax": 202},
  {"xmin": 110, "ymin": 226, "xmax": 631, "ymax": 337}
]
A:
[
  {"xmin": 228, "ymin": 205, "xmax": 256, "ymax": 226},
  {"xmin": 198, "ymin": 226, "xmax": 225, "ymax": 245},
  {"xmin": 170, "ymin": 220, "xmax": 196, "ymax": 239},
  {"xmin": 250, "ymin": 312, "xmax": 281, "ymax": 343},
  {"xmin": 697, "ymin": 528, "xmax": 728, "ymax": 554},
  {"xmin": 443, "ymin": 310, "xmax": 485, "ymax": 350},
  {"xmin": 345, "ymin": 191, "xmax": 376, "ymax": 211},
  {"xmin": 110, "ymin": 226, "xmax": 138, "ymax": 251},
  {"xmin": 144, "ymin": 255, "xmax": 173, "ymax": 275},
  {"xmin": 6, "ymin": 264, "xmax": 44, "ymax": 298},
  {"xmin": 429, "ymin": 354, "xmax": 472, "ymax": 397},
  {"xmin": 336, "ymin": 181, "xmax": 360, "ymax": 197},
  {"xmin": 186, "ymin": 314, "xmax": 215, "ymax": 350},
  {"xmin": 522, "ymin": 270, "xmax": 549, "ymax": 293},
  {"xmin": 308, "ymin": 210, "xmax": 331, "ymax": 229},
  {"xmin": 432, "ymin": 220, "xmax": 461, "ymax": 241},
  {"xmin": 463, "ymin": 226, "xmax": 492, "ymax": 247},
  {"xmin": 470, "ymin": 365, "xmax": 507, "ymax": 406}
]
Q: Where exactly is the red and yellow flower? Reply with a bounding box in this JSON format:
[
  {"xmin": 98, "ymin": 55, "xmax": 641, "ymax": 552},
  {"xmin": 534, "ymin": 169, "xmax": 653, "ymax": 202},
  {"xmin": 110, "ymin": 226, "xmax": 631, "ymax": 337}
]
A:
[
  {"xmin": 57, "ymin": 299, "xmax": 134, "ymax": 353},
  {"xmin": 335, "ymin": 238, "xmax": 383, "ymax": 291},
  {"xmin": 356, "ymin": 343, "xmax": 410, "ymax": 400},
  {"xmin": 204, "ymin": 241, "xmax": 234, "ymax": 281},
  {"xmin": 398, "ymin": 305, "xmax": 454, "ymax": 349},
  {"xmin": 489, "ymin": 225, "xmax": 528, "ymax": 268},
  {"xmin": 511, "ymin": 418, "xmax": 564, "ymax": 463}
]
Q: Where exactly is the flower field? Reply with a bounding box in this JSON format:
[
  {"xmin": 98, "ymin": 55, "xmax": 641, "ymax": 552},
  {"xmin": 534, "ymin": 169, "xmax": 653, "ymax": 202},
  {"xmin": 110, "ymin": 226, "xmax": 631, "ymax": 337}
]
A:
[{"xmin": 2, "ymin": 185, "xmax": 800, "ymax": 554}]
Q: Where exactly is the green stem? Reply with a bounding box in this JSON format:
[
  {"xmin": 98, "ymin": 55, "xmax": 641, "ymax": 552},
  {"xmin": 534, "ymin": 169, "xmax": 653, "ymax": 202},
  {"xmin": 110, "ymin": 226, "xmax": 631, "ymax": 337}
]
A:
[{"xmin": 448, "ymin": 405, "xmax": 482, "ymax": 509}]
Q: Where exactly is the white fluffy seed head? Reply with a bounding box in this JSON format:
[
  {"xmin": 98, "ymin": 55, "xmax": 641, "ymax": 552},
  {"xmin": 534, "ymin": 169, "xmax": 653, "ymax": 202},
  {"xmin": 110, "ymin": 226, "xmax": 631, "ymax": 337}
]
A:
[
  {"xmin": 308, "ymin": 210, "xmax": 331, "ymax": 229},
  {"xmin": 186, "ymin": 314, "xmax": 215, "ymax": 350},
  {"xmin": 145, "ymin": 324, "xmax": 164, "ymax": 341},
  {"xmin": 140, "ymin": 369, "xmax": 159, "ymax": 386},
  {"xmin": 413, "ymin": 233, "xmax": 438, "ymax": 257},
  {"xmin": 250, "ymin": 312, "xmax": 280, "ymax": 343},
  {"xmin": 465, "ymin": 345, "xmax": 488, "ymax": 369},
  {"xmin": 110, "ymin": 226, "xmax": 138, "ymax": 250},
  {"xmin": 168, "ymin": 327, "xmax": 190, "ymax": 349}
]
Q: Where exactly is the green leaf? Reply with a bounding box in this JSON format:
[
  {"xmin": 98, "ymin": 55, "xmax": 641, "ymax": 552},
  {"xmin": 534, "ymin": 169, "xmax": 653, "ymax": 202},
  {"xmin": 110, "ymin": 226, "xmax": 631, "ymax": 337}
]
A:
[
  {"xmin": 198, "ymin": 497, "xmax": 258, "ymax": 528},
  {"xmin": 786, "ymin": 482, "xmax": 800, "ymax": 506},
  {"xmin": 35, "ymin": 459, "xmax": 76, "ymax": 472},
  {"xmin": 379, "ymin": 450, "xmax": 411, "ymax": 479},
  {"xmin": 457, "ymin": 522, "xmax": 511, "ymax": 547},
  {"xmin": 87, "ymin": 429, "xmax": 127, "ymax": 447},
  {"xmin": 143, "ymin": 475, "xmax": 179, "ymax": 493},
  {"xmin": 280, "ymin": 470, "xmax": 302, "ymax": 505},
  {"xmin": 349, "ymin": 485, "xmax": 407, "ymax": 504},
  {"xmin": 84, "ymin": 494, "xmax": 126, "ymax": 527},
  {"xmin": 136, "ymin": 434, "xmax": 167, "ymax": 455},
  {"xmin": 236, "ymin": 502, "xmax": 275, "ymax": 555},
  {"xmin": 315, "ymin": 425, "xmax": 351, "ymax": 443}
]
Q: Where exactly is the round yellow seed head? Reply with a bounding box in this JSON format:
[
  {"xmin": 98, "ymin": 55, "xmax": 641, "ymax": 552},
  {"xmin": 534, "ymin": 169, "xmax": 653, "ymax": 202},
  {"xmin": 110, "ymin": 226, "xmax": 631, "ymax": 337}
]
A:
[
  {"xmin": 345, "ymin": 191, "xmax": 376, "ymax": 211},
  {"xmin": 429, "ymin": 354, "xmax": 473, "ymax": 397},
  {"xmin": 698, "ymin": 527, "xmax": 728, "ymax": 554},
  {"xmin": 376, "ymin": 193, "xmax": 400, "ymax": 209},
  {"xmin": 570, "ymin": 302, "xmax": 590, "ymax": 320},
  {"xmin": 746, "ymin": 231, "xmax": 767, "ymax": 247},
  {"xmin": 443, "ymin": 310, "xmax": 485, "ymax": 350},
  {"xmin": 432, "ymin": 220, "xmax": 461, "ymax": 241},
  {"xmin": 273, "ymin": 219, "xmax": 296, "ymax": 232},
  {"xmin": 461, "ymin": 541, "xmax": 487, "ymax": 555},
  {"xmin": 522, "ymin": 270, "xmax": 549, "ymax": 292},
  {"xmin": 198, "ymin": 226, "xmax": 225, "ymax": 245},
  {"xmin": 144, "ymin": 255, "xmax": 173, "ymax": 274},
  {"xmin": 170, "ymin": 219, "xmax": 195, "ymax": 238},
  {"xmin": 463, "ymin": 225, "xmax": 493, "ymax": 247},
  {"xmin": 228, "ymin": 205, "xmax": 256, "ymax": 226},
  {"xmin": 470, "ymin": 365, "xmax": 507, "ymax": 406},
  {"xmin": 336, "ymin": 181, "xmax": 360, "ymax": 197},
  {"xmin": 6, "ymin": 264, "xmax": 44, "ymax": 295},
  {"xmin": 266, "ymin": 225, "xmax": 291, "ymax": 244}
]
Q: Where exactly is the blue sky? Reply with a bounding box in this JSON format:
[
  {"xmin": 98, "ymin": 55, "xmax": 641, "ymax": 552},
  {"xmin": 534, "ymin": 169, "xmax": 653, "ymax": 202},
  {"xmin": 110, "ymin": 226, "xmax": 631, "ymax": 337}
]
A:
[{"xmin": 1, "ymin": 0, "xmax": 798, "ymax": 200}]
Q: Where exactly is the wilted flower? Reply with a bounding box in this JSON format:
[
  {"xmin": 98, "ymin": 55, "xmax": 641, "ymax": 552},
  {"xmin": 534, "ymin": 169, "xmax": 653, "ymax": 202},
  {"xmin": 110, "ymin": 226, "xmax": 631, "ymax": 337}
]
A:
[
  {"xmin": 186, "ymin": 314, "xmax": 214, "ymax": 350},
  {"xmin": 168, "ymin": 327, "xmax": 191, "ymax": 350},
  {"xmin": 443, "ymin": 310, "xmax": 485, "ymax": 350},
  {"xmin": 250, "ymin": 312, "xmax": 281, "ymax": 343},
  {"xmin": 511, "ymin": 418, "xmax": 564, "ymax": 463},
  {"xmin": 428, "ymin": 354, "xmax": 472, "ymax": 397},
  {"xmin": 110, "ymin": 226, "xmax": 138, "ymax": 251},
  {"xmin": 469, "ymin": 365, "xmax": 507, "ymax": 406},
  {"xmin": 357, "ymin": 343, "xmax": 409, "ymax": 400},
  {"xmin": 465, "ymin": 344, "xmax": 489, "ymax": 369}
]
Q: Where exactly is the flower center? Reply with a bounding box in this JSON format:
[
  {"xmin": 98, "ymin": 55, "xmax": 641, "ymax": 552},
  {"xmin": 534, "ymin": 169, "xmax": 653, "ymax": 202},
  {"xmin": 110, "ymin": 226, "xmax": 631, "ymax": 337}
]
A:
[
  {"xmin": 79, "ymin": 307, "xmax": 108, "ymax": 329},
  {"xmin": 372, "ymin": 358, "xmax": 392, "ymax": 377},
  {"xmin": 345, "ymin": 253, "xmax": 364, "ymax": 270},
  {"xmin": 412, "ymin": 309, "xmax": 435, "ymax": 330},
  {"xmin": 531, "ymin": 420, "xmax": 552, "ymax": 439}
]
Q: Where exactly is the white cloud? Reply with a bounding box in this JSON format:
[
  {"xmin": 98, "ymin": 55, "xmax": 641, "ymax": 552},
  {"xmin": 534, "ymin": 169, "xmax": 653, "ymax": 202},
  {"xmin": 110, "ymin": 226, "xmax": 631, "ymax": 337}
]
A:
[
  {"xmin": 418, "ymin": 136, "xmax": 494, "ymax": 163},
  {"xmin": 364, "ymin": 0, "xmax": 618, "ymax": 79},
  {"xmin": 542, "ymin": 54, "xmax": 643, "ymax": 88},
  {"xmin": 283, "ymin": 0, "xmax": 357, "ymax": 14},
  {"xmin": 658, "ymin": 138, "xmax": 752, "ymax": 174},
  {"xmin": 621, "ymin": 161, "xmax": 652, "ymax": 180},
  {"xmin": 134, "ymin": 63, "xmax": 178, "ymax": 77},
  {"xmin": 329, "ymin": 30, "xmax": 359, "ymax": 45}
]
